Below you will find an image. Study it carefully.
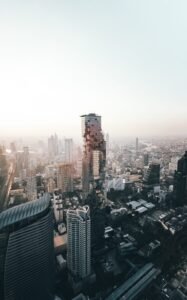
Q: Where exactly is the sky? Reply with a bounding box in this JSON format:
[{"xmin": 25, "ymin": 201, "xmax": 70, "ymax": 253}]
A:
[{"xmin": 0, "ymin": 0, "xmax": 187, "ymax": 139}]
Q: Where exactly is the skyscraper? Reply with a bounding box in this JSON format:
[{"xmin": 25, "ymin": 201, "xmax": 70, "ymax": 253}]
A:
[
  {"xmin": 0, "ymin": 194, "xmax": 54, "ymax": 300},
  {"xmin": 48, "ymin": 134, "xmax": 59, "ymax": 159},
  {"xmin": 57, "ymin": 163, "xmax": 74, "ymax": 193},
  {"xmin": 22, "ymin": 146, "xmax": 29, "ymax": 176},
  {"xmin": 143, "ymin": 163, "xmax": 160, "ymax": 189},
  {"xmin": 136, "ymin": 137, "xmax": 139, "ymax": 155},
  {"xmin": 144, "ymin": 153, "xmax": 149, "ymax": 167},
  {"xmin": 81, "ymin": 113, "xmax": 106, "ymax": 196},
  {"xmin": 67, "ymin": 206, "xmax": 91, "ymax": 279},
  {"xmin": 174, "ymin": 151, "xmax": 187, "ymax": 206},
  {"xmin": 65, "ymin": 138, "xmax": 73, "ymax": 163},
  {"xmin": 26, "ymin": 175, "xmax": 37, "ymax": 201}
]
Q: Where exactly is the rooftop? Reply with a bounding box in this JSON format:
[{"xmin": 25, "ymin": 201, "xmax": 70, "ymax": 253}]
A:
[
  {"xmin": 81, "ymin": 113, "xmax": 100, "ymax": 117},
  {"xmin": 67, "ymin": 205, "xmax": 90, "ymax": 221},
  {"xmin": 0, "ymin": 194, "xmax": 51, "ymax": 231}
]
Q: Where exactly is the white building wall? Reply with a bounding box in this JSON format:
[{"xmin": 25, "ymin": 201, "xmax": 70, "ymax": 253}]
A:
[{"xmin": 67, "ymin": 206, "xmax": 91, "ymax": 279}]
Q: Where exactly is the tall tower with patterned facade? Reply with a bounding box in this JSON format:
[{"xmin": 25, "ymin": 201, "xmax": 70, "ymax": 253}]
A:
[{"xmin": 81, "ymin": 113, "xmax": 106, "ymax": 197}]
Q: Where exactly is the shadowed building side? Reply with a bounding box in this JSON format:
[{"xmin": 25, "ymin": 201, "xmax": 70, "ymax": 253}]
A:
[
  {"xmin": 174, "ymin": 151, "xmax": 187, "ymax": 206},
  {"xmin": 0, "ymin": 194, "xmax": 54, "ymax": 300}
]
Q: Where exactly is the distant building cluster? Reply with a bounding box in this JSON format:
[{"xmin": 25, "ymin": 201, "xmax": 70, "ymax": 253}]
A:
[{"xmin": 1, "ymin": 116, "xmax": 187, "ymax": 300}]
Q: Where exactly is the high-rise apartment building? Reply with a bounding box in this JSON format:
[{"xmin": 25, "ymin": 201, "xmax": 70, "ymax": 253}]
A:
[
  {"xmin": 57, "ymin": 163, "xmax": 74, "ymax": 193},
  {"xmin": 67, "ymin": 206, "xmax": 91, "ymax": 279},
  {"xmin": 174, "ymin": 151, "xmax": 187, "ymax": 206},
  {"xmin": 81, "ymin": 113, "xmax": 106, "ymax": 195},
  {"xmin": 65, "ymin": 138, "xmax": 73, "ymax": 163},
  {"xmin": 0, "ymin": 194, "xmax": 54, "ymax": 300}
]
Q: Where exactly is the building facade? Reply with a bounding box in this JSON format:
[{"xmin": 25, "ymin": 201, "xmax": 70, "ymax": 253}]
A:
[
  {"xmin": 65, "ymin": 138, "xmax": 73, "ymax": 163},
  {"xmin": 136, "ymin": 137, "xmax": 139, "ymax": 155},
  {"xmin": 26, "ymin": 175, "xmax": 37, "ymax": 201},
  {"xmin": 174, "ymin": 151, "xmax": 187, "ymax": 206},
  {"xmin": 81, "ymin": 113, "xmax": 106, "ymax": 196},
  {"xmin": 143, "ymin": 163, "xmax": 160, "ymax": 189},
  {"xmin": 67, "ymin": 206, "xmax": 91, "ymax": 279},
  {"xmin": 106, "ymin": 133, "xmax": 109, "ymax": 158},
  {"xmin": 48, "ymin": 134, "xmax": 59, "ymax": 159},
  {"xmin": 144, "ymin": 153, "xmax": 149, "ymax": 167},
  {"xmin": 22, "ymin": 146, "xmax": 29, "ymax": 172},
  {"xmin": 57, "ymin": 163, "xmax": 74, "ymax": 193},
  {"xmin": 0, "ymin": 194, "xmax": 54, "ymax": 300}
]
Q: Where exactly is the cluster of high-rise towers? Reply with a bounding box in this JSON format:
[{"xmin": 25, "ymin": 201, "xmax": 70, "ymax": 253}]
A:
[
  {"xmin": 0, "ymin": 113, "xmax": 106, "ymax": 300},
  {"xmin": 1, "ymin": 113, "xmax": 187, "ymax": 299}
]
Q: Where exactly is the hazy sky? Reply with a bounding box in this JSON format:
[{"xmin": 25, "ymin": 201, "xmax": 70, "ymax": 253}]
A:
[{"xmin": 0, "ymin": 0, "xmax": 187, "ymax": 139}]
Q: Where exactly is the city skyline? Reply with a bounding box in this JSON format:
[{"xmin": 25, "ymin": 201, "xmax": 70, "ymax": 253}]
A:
[
  {"xmin": 1, "ymin": 2, "xmax": 187, "ymax": 300},
  {"xmin": 1, "ymin": 0, "xmax": 187, "ymax": 138}
]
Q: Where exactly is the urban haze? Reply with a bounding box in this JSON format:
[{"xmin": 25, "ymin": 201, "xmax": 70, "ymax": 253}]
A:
[{"xmin": 0, "ymin": 1, "xmax": 187, "ymax": 300}]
